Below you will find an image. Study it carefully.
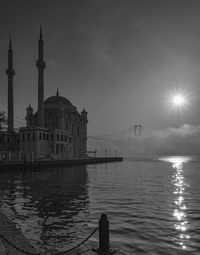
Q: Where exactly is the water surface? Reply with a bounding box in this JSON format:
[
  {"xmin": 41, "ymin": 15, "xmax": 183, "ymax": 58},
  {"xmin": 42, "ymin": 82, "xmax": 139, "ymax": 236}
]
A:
[{"xmin": 0, "ymin": 157, "xmax": 200, "ymax": 254}]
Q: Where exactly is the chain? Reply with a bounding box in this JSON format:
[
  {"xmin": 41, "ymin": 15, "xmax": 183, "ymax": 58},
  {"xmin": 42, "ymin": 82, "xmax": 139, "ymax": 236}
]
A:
[
  {"xmin": 0, "ymin": 234, "xmax": 40, "ymax": 255},
  {"xmin": 0, "ymin": 227, "xmax": 98, "ymax": 255},
  {"xmin": 52, "ymin": 227, "xmax": 98, "ymax": 255}
]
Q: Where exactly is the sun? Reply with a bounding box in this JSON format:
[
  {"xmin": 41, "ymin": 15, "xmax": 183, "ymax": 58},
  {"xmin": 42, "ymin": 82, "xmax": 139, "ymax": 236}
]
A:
[
  {"xmin": 167, "ymin": 89, "xmax": 190, "ymax": 112},
  {"xmin": 172, "ymin": 94, "xmax": 186, "ymax": 107}
]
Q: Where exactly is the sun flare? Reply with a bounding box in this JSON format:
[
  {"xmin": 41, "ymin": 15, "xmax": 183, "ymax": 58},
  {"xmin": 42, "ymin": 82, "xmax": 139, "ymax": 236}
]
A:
[
  {"xmin": 167, "ymin": 90, "xmax": 190, "ymax": 111},
  {"xmin": 172, "ymin": 94, "xmax": 186, "ymax": 107}
]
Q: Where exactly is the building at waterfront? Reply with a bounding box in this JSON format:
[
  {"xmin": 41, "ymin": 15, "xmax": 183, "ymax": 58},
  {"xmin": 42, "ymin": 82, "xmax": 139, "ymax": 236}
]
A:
[{"xmin": 0, "ymin": 29, "xmax": 88, "ymax": 161}]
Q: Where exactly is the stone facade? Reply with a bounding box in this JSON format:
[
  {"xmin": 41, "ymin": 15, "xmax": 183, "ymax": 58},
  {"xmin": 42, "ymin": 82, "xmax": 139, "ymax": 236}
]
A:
[
  {"xmin": 19, "ymin": 96, "xmax": 88, "ymax": 160},
  {"xmin": 0, "ymin": 131, "xmax": 19, "ymax": 160}
]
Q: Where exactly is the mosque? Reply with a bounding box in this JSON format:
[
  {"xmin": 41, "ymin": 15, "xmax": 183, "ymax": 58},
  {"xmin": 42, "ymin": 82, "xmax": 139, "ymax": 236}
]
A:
[{"xmin": 0, "ymin": 28, "xmax": 88, "ymax": 161}]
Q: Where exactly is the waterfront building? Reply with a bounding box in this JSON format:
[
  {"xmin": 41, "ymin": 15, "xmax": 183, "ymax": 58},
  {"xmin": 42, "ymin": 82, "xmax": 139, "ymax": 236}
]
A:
[{"xmin": 0, "ymin": 29, "xmax": 88, "ymax": 161}]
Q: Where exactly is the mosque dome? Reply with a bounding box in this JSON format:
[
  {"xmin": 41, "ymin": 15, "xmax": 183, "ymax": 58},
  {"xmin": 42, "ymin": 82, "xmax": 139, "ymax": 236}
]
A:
[{"xmin": 44, "ymin": 90, "xmax": 77, "ymax": 111}]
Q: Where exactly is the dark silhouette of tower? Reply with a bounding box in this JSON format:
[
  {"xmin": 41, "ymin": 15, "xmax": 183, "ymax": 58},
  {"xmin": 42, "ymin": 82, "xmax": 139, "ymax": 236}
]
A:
[
  {"xmin": 26, "ymin": 104, "xmax": 34, "ymax": 128},
  {"xmin": 81, "ymin": 108, "xmax": 88, "ymax": 156},
  {"xmin": 36, "ymin": 27, "xmax": 46, "ymax": 127},
  {"xmin": 6, "ymin": 37, "xmax": 15, "ymax": 132}
]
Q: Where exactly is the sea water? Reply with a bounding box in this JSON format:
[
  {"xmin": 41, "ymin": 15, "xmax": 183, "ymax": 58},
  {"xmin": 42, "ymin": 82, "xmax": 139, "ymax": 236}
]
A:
[{"xmin": 0, "ymin": 157, "xmax": 199, "ymax": 254}]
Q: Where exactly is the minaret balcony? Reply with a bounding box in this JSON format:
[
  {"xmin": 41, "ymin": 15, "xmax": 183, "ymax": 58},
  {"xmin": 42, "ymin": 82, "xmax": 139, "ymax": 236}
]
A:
[
  {"xmin": 36, "ymin": 60, "xmax": 46, "ymax": 69},
  {"xmin": 6, "ymin": 68, "xmax": 15, "ymax": 76}
]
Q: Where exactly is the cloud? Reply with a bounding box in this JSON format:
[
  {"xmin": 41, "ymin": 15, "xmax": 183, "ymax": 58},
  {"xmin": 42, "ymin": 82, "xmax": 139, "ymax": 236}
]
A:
[{"xmin": 88, "ymin": 124, "xmax": 200, "ymax": 156}]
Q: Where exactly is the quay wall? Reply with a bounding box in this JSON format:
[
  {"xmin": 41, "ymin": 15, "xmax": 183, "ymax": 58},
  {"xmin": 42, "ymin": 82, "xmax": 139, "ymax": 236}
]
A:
[{"xmin": 0, "ymin": 157, "xmax": 123, "ymax": 171}]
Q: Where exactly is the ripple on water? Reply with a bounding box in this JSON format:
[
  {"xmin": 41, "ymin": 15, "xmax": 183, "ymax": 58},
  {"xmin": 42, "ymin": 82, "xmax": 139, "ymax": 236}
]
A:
[{"xmin": 0, "ymin": 158, "xmax": 200, "ymax": 254}]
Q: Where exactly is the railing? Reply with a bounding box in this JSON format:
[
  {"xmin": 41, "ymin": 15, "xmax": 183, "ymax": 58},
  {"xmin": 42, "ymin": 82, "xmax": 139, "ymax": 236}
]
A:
[{"xmin": 0, "ymin": 214, "xmax": 129, "ymax": 255}]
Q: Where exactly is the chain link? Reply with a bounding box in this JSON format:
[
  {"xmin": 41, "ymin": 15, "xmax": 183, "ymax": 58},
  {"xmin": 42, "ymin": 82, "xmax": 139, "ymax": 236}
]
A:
[
  {"xmin": 52, "ymin": 227, "xmax": 98, "ymax": 255},
  {"xmin": 0, "ymin": 234, "xmax": 40, "ymax": 255},
  {"xmin": 0, "ymin": 227, "xmax": 98, "ymax": 255}
]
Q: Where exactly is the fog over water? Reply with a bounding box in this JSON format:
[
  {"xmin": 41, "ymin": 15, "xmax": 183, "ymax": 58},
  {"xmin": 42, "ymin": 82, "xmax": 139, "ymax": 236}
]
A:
[{"xmin": 88, "ymin": 124, "xmax": 200, "ymax": 156}]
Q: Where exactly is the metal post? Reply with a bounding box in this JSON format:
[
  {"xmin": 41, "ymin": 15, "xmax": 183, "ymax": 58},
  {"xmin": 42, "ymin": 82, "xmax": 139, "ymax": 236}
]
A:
[{"xmin": 99, "ymin": 213, "xmax": 109, "ymax": 252}]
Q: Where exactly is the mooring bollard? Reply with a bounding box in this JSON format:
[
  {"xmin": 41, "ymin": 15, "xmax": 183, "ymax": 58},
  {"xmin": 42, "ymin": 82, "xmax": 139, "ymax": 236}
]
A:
[{"xmin": 99, "ymin": 213, "xmax": 109, "ymax": 252}]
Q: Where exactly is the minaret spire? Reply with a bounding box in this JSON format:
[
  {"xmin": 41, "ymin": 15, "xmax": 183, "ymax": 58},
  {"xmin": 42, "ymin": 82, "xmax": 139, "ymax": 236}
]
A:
[
  {"xmin": 36, "ymin": 26, "xmax": 46, "ymax": 127},
  {"xmin": 6, "ymin": 36, "xmax": 15, "ymax": 132},
  {"xmin": 39, "ymin": 25, "xmax": 42, "ymax": 40},
  {"xmin": 9, "ymin": 36, "xmax": 12, "ymax": 50}
]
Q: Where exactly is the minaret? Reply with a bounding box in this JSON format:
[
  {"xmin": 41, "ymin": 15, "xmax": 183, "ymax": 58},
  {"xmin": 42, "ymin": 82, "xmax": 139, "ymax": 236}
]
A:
[
  {"xmin": 81, "ymin": 108, "xmax": 88, "ymax": 157},
  {"xmin": 26, "ymin": 104, "xmax": 33, "ymax": 128},
  {"xmin": 6, "ymin": 36, "xmax": 15, "ymax": 132},
  {"xmin": 36, "ymin": 27, "xmax": 46, "ymax": 127}
]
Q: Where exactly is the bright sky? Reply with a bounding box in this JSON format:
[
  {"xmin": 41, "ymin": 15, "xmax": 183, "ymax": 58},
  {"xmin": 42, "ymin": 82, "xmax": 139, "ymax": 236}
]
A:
[{"xmin": 1, "ymin": 0, "xmax": 200, "ymax": 137}]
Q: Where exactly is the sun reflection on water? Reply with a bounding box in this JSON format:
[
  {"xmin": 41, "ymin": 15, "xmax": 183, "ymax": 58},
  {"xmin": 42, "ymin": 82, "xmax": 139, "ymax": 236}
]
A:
[{"xmin": 160, "ymin": 156, "xmax": 191, "ymax": 250}]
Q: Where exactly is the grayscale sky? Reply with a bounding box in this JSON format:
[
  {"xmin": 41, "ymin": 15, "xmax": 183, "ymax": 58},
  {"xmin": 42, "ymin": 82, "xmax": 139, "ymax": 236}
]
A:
[{"xmin": 1, "ymin": 0, "xmax": 200, "ymax": 144}]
